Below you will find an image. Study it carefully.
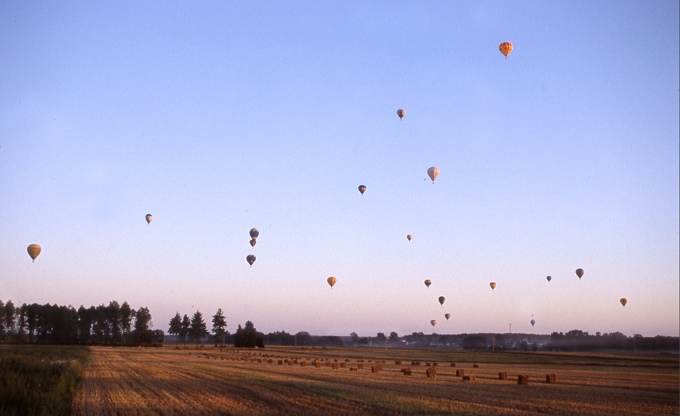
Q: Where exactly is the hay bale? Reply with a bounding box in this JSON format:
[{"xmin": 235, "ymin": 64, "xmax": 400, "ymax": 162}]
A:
[
  {"xmin": 546, "ymin": 374, "xmax": 557, "ymax": 384},
  {"xmin": 402, "ymin": 368, "xmax": 412, "ymax": 375},
  {"xmin": 340, "ymin": 362, "xmax": 347, "ymax": 368},
  {"xmin": 349, "ymin": 367, "xmax": 357, "ymax": 372},
  {"xmin": 332, "ymin": 363, "xmax": 339, "ymax": 369},
  {"xmin": 456, "ymin": 369, "xmax": 465, "ymax": 377},
  {"xmin": 462, "ymin": 375, "xmax": 475, "ymax": 381},
  {"xmin": 371, "ymin": 365, "xmax": 380, "ymax": 373},
  {"xmin": 299, "ymin": 361, "xmax": 306, "ymax": 367},
  {"xmin": 395, "ymin": 360, "xmax": 402, "ymax": 365},
  {"xmin": 314, "ymin": 361, "xmax": 321, "ymax": 368},
  {"xmin": 357, "ymin": 363, "xmax": 364, "ymax": 370},
  {"xmin": 518, "ymin": 375, "xmax": 529, "ymax": 385},
  {"xmin": 426, "ymin": 362, "xmax": 431, "ymax": 367},
  {"xmin": 498, "ymin": 372, "xmax": 508, "ymax": 380},
  {"xmin": 278, "ymin": 360, "xmax": 283, "ymax": 365},
  {"xmin": 426, "ymin": 367, "xmax": 437, "ymax": 378},
  {"xmin": 450, "ymin": 363, "xmax": 456, "ymax": 367},
  {"xmin": 472, "ymin": 363, "xmax": 479, "ymax": 368}
]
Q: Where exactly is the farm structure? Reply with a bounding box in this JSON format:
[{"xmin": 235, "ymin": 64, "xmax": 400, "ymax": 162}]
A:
[{"xmin": 72, "ymin": 346, "xmax": 679, "ymax": 415}]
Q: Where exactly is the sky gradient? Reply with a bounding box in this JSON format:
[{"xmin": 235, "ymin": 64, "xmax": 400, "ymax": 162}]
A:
[{"xmin": 1, "ymin": 1, "xmax": 678, "ymax": 338}]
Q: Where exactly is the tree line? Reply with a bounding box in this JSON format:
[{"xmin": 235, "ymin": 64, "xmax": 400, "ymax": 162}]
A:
[{"xmin": 0, "ymin": 299, "xmax": 162, "ymax": 345}]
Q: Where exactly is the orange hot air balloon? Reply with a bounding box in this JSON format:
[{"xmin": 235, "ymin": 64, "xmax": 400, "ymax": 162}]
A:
[
  {"xmin": 249, "ymin": 239, "xmax": 256, "ymax": 248},
  {"xmin": 145, "ymin": 214, "xmax": 152, "ymax": 224},
  {"xmin": 397, "ymin": 109, "xmax": 405, "ymax": 120},
  {"xmin": 445, "ymin": 313, "xmax": 451, "ymax": 320},
  {"xmin": 576, "ymin": 268, "xmax": 584, "ymax": 279},
  {"xmin": 424, "ymin": 279, "xmax": 432, "ymax": 288},
  {"xmin": 546, "ymin": 275, "xmax": 552, "ymax": 282},
  {"xmin": 358, "ymin": 185, "xmax": 366, "ymax": 195},
  {"xmin": 27, "ymin": 244, "xmax": 41, "ymax": 262},
  {"xmin": 246, "ymin": 254, "xmax": 256, "ymax": 267},
  {"xmin": 620, "ymin": 298, "xmax": 628, "ymax": 307},
  {"xmin": 438, "ymin": 296, "xmax": 445, "ymax": 306},
  {"xmin": 489, "ymin": 282, "xmax": 497, "ymax": 290},
  {"xmin": 499, "ymin": 42, "xmax": 513, "ymax": 58},
  {"xmin": 327, "ymin": 276, "xmax": 337, "ymax": 288},
  {"xmin": 249, "ymin": 228, "xmax": 259, "ymax": 240},
  {"xmin": 430, "ymin": 320, "xmax": 437, "ymax": 327},
  {"xmin": 406, "ymin": 234, "xmax": 412, "ymax": 241},
  {"xmin": 427, "ymin": 167, "xmax": 439, "ymax": 183}
]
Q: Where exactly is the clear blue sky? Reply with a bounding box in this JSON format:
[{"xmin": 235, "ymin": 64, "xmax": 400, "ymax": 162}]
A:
[{"xmin": 1, "ymin": 1, "xmax": 678, "ymax": 337}]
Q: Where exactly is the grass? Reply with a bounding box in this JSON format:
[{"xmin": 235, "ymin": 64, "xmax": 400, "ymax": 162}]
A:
[{"xmin": 0, "ymin": 345, "xmax": 90, "ymax": 416}]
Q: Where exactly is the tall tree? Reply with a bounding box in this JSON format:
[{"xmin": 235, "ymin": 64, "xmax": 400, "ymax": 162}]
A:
[
  {"xmin": 0, "ymin": 300, "xmax": 4, "ymax": 341},
  {"xmin": 133, "ymin": 307, "xmax": 152, "ymax": 344},
  {"xmin": 107, "ymin": 301, "xmax": 122, "ymax": 344},
  {"xmin": 3, "ymin": 300, "xmax": 15, "ymax": 339},
  {"xmin": 189, "ymin": 311, "xmax": 208, "ymax": 345},
  {"xmin": 120, "ymin": 302, "xmax": 134, "ymax": 344},
  {"xmin": 168, "ymin": 312, "xmax": 182, "ymax": 344},
  {"xmin": 234, "ymin": 321, "xmax": 263, "ymax": 348},
  {"xmin": 211, "ymin": 309, "xmax": 227, "ymax": 345},
  {"xmin": 180, "ymin": 314, "xmax": 191, "ymax": 343}
]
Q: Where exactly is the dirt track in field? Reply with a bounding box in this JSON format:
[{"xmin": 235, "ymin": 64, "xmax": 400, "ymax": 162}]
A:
[{"xmin": 72, "ymin": 346, "xmax": 679, "ymax": 415}]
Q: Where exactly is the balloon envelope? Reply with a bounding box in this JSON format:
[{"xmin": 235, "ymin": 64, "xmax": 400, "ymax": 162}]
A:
[
  {"xmin": 444, "ymin": 313, "xmax": 451, "ymax": 320},
  {"xmin": 246, "ymin": 254, "xmax": 256, "ymax": 266},
  {"xmin": 249, "ymin": 228, "xmax": 259, "ymax": 240},
  {"xmin": 530, "ymin": 319, "xmax": 536, "ymax": 327},
  {"xmin": 397, "ymin": 109, "xmax": 405, "ymax": 119},
  {"xmin": 327, "ymin": 276, "xmax": 337, "ymax": 288},
  {"xmin": 406, "ymin": 234, "xmax": 412, "ymax": 241},
  {"xmin": 145, "ymin": 214, "xmax": 152, "ymax": 224},
  {"xmin": 27, "ymin": 244, "xmax": 41, "ymax": 262},
  {"xmin": 358, "ymin": 185, "xmax": 366, "ymax": 195},
  {"xmin": 489, "ymin": 282, "xmax": 497, "ymax": 290},
  {"xmin": 424, "ymin": 279, "xmax": 431, "ymax": 288},
  {"xmin": 620, "ymin": 298, "xmax": 628, "ymax": 307},
  {"xmin": 546, "ymin": 275, "xmax": 552, "ymax": 282},
  {"xmin": 427, "ymin": 167, "xmax": 439, "ymax": 183},
  {"xmin": 430, "ymin": 320, "xmax": 436, "ymax": 327},
  {"xmin": 438, "ymin": 296, "xmax": 445, "ymax": 306},
  {"xmin": 576, "ymin": 268, "xmax": 584, "ymax": 279},
  {"xmin": 249, "ymin": 239, "xmax": 256, "ymax": 247},
  {"xmin": 499, "ymin": 42, "xmax": 513, "ymax": 58}
]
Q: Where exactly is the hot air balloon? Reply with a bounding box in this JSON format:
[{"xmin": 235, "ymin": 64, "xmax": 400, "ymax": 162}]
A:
[
  {"xmin": 445, "ymin": 313, "xmax": 451, "ymax": 320},
  {"xmin": 499, "ymin": 42, "xmax": 513, "ymax": 58},
  {"xmin": 249, "ymin": 228, "xmax": 259, "ymax": 240},
  {"xmin": 246, "ymin": 254, "xmax": 256, "ymax": 267},
  {"xmin": 546, "ymin": 275, "xmax": 552, "ymax": 282},
  {"xmin": 576, "ymin": 268, "xmax": 584, "ymax": 279},
  {"xmin": 620, "ymin": 298, "xmax": 628, "ymax": 307},
  {"xmin": 427, "ymin": 167, "xmax": 439, "ymax": 183},
  {"xmin": 430, "ymin": 320, "xmax": 436, "ymax": 327},
  {"xmin": 438, "ymin": 296, "xmax": 445, "ymax": 306},
  {"xmin": 489, "ymin": 282, "xmax": 497, "ymax": 290},
  {"xmin": 530, "ymin": 319, "xmax": 536, "ymax": 327},
  {"xmin": 406, "ymin": 234, "xmax": 412, "ymax": 241},
  {"xmin": 27, "ymin": 244, "xmax": 41, "ymax": 262},
  {"xmin": 327, "ymin": 276, "xmax": 337, "ymax": 288},
  {"xmin": 358, "ymin": 185, "xmax": 366, "ymax": 195},
  {"xmin": 249, "ymin": 239, "xmax": 256, "ymax": 247},
  {"xmin": 397, "ymin": 109, "xmax": 405, "ymax": 120},
  {"xmin": 424, "ymin": 279, "xmax": 432, "ymax": 288},
  {"xmin": 145, "ymin": 214, "xmax": 152, "ymax": 224}
]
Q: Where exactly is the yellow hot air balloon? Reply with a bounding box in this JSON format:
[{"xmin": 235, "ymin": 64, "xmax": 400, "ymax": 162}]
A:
[
  {"xmin": 430, "ymin": 320, "xmax": 436, "ymax": 327},
  {"xmin": 489, "ymin": 282, "xmax": 497, "ymax": 290},
  {"xmin": 327, "ymin": 276, "xmax": 337, "ymax": 288},
  {"xmin": 249, "ymin": 228, "xmax": 259, "ymax": 240},
  {"xmin": 145, "ymin": 214, "xmax": 152, "ymax": 224},
  {"xmin": 499, "ymin": 42, "xmax": 513, "ymax": 58},
  {"xmin": 246, "ymin": 254, "xmax": 256, "ymax": 267},
  {"xmin": 397, "ymin": 109, "xmax": 405, "ymax": 120},
  {"xmin": 27, "ymin": 244, "xmax": 41, "ymax": 262},
  {"xmin": 620, "ymin": 298, "xmax": 628, "ymax": 307},
  {"xmin": 438, "ymin": 296, "xmax": 445, "ymax": 306},
  {"xmin": 358, "ymin": 185, "xmax": 367, "ymax": 195},
  {"xmin": 576, "ymin": 268, "xmax": 584, "ymax": 279},
  {"xmin": 406, "ymin": 234, "xmax": 412, "ymax": 241},
  {"xmin": 427, "ymin": 167, "xmax": 439, "ymax": 183},
  {"xmin": 424, "ymin": 279, "xmax": 432, "ymax": 288}
]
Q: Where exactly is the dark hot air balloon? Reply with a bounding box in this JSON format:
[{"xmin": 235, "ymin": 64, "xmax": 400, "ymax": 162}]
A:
[
  {"xmin": 145, "ymin": 214, "xmax": 152, "ymax": 224},
  {"xmin": 358, "ymin": 185, "xmax": 366, "ymax": 195},
  {"xmin": 246, "ymin": 254, "xmax": 256, "ymax": 267}
]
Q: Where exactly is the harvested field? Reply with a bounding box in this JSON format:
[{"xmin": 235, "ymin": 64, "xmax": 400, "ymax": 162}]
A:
[{"xmin": 73, "ymin": 346, "xmax": 679, "ymax": 415}]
